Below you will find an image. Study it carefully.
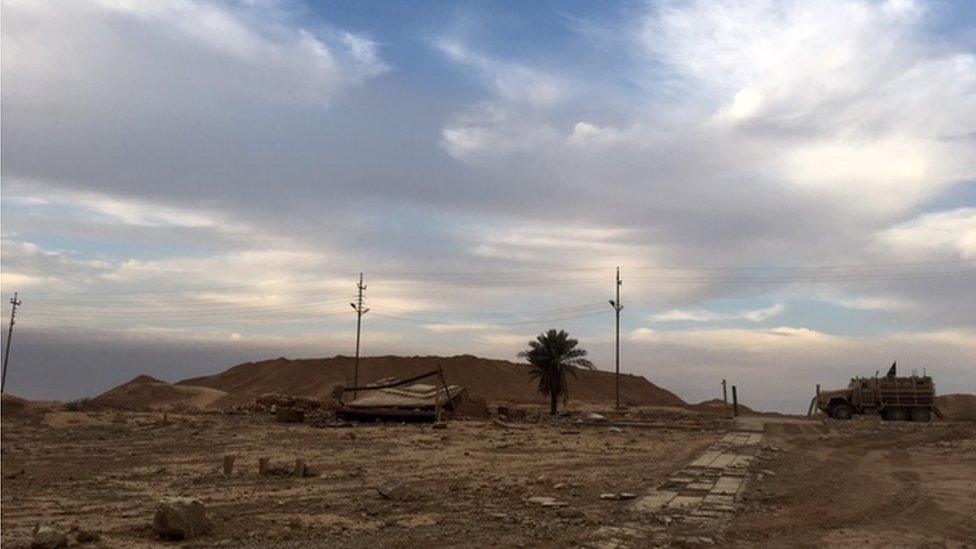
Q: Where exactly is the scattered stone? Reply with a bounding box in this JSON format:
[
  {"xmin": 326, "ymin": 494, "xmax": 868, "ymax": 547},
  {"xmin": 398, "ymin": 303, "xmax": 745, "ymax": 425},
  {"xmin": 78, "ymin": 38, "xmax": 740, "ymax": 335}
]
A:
[
  {"xmin": 553, "ymin": 482, "xmax": 567, "ymax": 490},
  {"xmin": 619, "ymin": 493, "xmax": 637, "ymax": 500},
  {"xmin": 586, "ymin": 412, "xmax": 608, "ymax": 422},
  {"xmin": 75, "ymin": 530, "xmax": 100, "ymax": 544},
  {"xmin": 222, "ymin": 455, "xmax": 235, "ymax": 476},
  {"xmin": 153, "ymin": 497, "xmax": 213, "ymax": 540},
  {"xmin": 761, "ymin": 469, "xmax": 776, "ymax": 476},
  {"xmin": 431, "ymin": 422, "xmax": 448, "ymax": 430},
  {"xmin": 31, "ymin": 523, "xmax": 67, "ymax": 549},
  {"xmin": 526, "ymin": 496, "xmax": 557, "ymax": 505},
  {"xmin": 377, "ymin": 480, "xmax": 413, "ymax": 501},
  {"xmin": 599, "ymin": 493, "xmax": 620, "ymax": 501},
  {"xmin": 607, "ymin": 426, "xmax": 624, "ymax": 434},
  {"xmin": 541, "ymin": 500, "xmax": 569, "ymax": 507}
]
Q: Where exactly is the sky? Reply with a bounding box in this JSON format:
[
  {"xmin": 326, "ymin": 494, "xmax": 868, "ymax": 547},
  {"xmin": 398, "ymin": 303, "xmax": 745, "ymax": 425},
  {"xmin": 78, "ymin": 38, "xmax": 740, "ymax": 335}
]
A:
[{"xmin": 1, "ymin": 0, "xmax": 974, "ymax": 412}]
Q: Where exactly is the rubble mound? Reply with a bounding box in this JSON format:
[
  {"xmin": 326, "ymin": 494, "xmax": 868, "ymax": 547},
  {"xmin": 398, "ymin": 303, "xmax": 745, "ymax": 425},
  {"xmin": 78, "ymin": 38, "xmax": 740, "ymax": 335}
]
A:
[
  {"xmin": 92, "ymin": 375, "xmax": 229, "ymax": 411},
  {"xmin": 937, "ymin": 394, "xmax": 976, "ymax": 421}
]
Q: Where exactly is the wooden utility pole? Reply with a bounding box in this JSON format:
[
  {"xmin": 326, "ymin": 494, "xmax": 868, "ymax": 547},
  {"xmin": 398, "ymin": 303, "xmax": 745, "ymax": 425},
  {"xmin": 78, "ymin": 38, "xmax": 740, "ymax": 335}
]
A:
[
  {"xmin": 349, "ymin": 273, "xmax": 369, "ymax": 398},
  {"xmin": 722, "ymin": 379, "xmax": 728, "ymax": 415},
  {"xmin": 608, "ymin": 267, "xmax": 623, "ymax": 411},
  {"xmin": 1, "ymin": 292, "xmax": 22, "ymax": 394}
]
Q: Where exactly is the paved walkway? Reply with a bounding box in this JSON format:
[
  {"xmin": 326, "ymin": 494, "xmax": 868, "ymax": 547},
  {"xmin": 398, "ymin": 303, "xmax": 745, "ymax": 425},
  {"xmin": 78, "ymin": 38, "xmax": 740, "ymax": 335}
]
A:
[{"xmin": 585, "ymin": 431, "xmax": 764, "ymax": 548}]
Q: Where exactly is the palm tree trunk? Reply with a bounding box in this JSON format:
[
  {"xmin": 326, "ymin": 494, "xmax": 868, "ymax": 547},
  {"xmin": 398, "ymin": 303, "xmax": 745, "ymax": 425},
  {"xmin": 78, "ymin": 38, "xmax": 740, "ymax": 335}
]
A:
[{"xmin": 550, "ymin": 390, "xmax": 558, "ymax": 415}]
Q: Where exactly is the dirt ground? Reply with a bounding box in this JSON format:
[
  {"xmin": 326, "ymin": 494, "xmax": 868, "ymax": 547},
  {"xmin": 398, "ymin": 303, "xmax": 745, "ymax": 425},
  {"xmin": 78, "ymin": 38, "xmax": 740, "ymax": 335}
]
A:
[
  {"xmin": 727, "ymin": 418, "xmax": 976, "ymax": 548},
  {"xmin": 2, "ymin": 408, "xmax": 974, "ymax": 548},
  {"xmin": 1, "ymin": 408, "xmax": 715, "ymax": 548}
]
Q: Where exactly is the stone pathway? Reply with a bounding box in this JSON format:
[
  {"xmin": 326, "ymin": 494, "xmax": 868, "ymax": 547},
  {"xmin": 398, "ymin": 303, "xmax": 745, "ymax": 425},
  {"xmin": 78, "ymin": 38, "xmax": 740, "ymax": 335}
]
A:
[{"xmin": 585, "ymin": 431, "xmax": 764, "ymax": 548}]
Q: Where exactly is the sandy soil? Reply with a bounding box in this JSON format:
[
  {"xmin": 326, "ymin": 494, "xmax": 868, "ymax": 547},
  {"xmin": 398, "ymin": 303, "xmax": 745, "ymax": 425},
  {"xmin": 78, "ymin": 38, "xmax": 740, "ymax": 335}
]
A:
[
  {"xmin": 1, "ymin": 408, "xmax": 714, "ymax": 548},
  {"xmin": 3, "ymin": 408, "xmax": 974, "ymax": 548},
  {"xmin": 727, "ymin": 418, "xmax": 976, "ymax": 548}
]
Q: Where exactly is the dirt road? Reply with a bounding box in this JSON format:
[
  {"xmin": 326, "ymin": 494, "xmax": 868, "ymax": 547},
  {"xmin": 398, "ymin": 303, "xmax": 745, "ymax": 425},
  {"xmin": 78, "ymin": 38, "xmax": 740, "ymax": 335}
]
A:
[{"xmin": 727, "ymin": 419, "xmax": 976, "ymax": 548}]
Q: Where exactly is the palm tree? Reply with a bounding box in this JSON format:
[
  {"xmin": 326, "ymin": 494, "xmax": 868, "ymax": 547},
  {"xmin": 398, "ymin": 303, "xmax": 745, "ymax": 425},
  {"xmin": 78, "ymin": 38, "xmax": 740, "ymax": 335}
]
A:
[{"xmin": 519, "ymin": 329, "xmax": 595, "ymax": 415}]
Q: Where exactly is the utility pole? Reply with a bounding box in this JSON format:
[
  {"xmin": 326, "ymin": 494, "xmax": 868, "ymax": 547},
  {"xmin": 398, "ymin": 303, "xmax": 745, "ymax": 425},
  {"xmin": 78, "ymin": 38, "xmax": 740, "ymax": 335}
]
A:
[
  {"xmin": 349, "ymin": 273, "xmax": 369, "ymax": 398},
  {"xmin": 2, "ymin": 292, "xmax": 22, "ymax": 394},
  {"xmin": 608, "ymin": 267, "xmax": 623, "ymax": 411}
]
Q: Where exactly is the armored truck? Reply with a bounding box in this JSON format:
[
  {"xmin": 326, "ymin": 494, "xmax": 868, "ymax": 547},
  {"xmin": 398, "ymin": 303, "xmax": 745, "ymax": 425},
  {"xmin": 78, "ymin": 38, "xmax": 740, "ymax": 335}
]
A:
[{"xmin": 815, "ymin": 363, "xmax": 941, "ymax": 422}]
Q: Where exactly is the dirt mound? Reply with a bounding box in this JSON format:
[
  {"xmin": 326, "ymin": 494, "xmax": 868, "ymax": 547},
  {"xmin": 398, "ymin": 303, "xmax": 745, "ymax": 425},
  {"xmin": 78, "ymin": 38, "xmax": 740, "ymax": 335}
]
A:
[
  {"xmin": 93, "ymin": 374, "xmax": 229, "ymax": 411},
  {"xmin": 178, "ymin": 354, "xmax": 686, "ymax": 408},
  {"xmin": 2, "ymin": 393, "xmax": 31, "ymax": 417},
  {"xmin": 937, "ymin": 394, "xmax": 976, "ymax": 421},
  {"xmin": 690, "ymin": 398, "xmax": 755, "ymax": 414}
]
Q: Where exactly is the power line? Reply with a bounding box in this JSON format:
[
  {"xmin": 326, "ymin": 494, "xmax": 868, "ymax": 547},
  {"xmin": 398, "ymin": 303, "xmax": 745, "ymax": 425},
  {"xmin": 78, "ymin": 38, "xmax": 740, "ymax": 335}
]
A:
[{"xmin": 22, "ymin": 257, "xmax": 973, "ymax": 296}]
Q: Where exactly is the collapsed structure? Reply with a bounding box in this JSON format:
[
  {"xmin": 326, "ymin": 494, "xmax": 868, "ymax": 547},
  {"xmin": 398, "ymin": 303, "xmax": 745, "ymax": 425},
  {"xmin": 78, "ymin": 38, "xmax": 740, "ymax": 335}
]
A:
[{"xmin": 335, "ymin": 368, "xmax": 466, "ymax": 422}]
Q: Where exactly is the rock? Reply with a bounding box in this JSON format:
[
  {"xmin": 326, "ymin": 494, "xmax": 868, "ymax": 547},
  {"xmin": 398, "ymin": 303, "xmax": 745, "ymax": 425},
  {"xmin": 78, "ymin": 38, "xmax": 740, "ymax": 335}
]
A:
[
  {"xmin": 526, "ymin": 496, "xmax": 557, "ymax": 505},
  {"xmin": 153, "ymin": 497, "xmax": 213, "ymax": 540},
  {"xmin": 761, "ymin": 469, "xmax": 775, "ymax": 476},
  {"xmin": 541, "ymin": 500, "xmax": 568, "ymax": 507},
  {"xmin": 553, "ymin": 482, "xmax": 567, "ymax": 490},
  {"xmin": 431, "ymin": 422, "xmax": 448, "ymax": 430},
  {"xmin": 275, "ymin": 408, "xmax": 305, "ymax": 423},
  {"xmin": 31, "ymin": 523, "xmax": 67, "ymax": 549},
  {"xmin": 586, "ymin": 412, "xmax": 608, "ymax": 422},
  {"xmin": 619, "ymin": 493, "xmax": 637, "ymax": 500},
  {"xmin": 75, "ymin": 530, "xmax": 100, "ymax": 544},
  {"xmin": 377, "ymin": 480, "xmax": 413, "ymax": 500},
  {"xmin": 599, "ymin": 493, "xmax": 620, "ymax": 501},
  {"xmin": 607, "ymin": 426, "xmax": 624, "ymax": 434}
]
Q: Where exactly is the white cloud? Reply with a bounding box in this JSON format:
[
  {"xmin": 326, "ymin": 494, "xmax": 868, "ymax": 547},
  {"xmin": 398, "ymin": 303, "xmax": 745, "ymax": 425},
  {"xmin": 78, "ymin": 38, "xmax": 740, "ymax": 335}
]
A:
[
  {"xmin": 650, "ymin": 303, "xmax": 785, "ymax": 323},
  {"xmin": 437, "ymin": 39, "xmax": 567, "ymax": 108},
  {"xmin": 878, "ymin": 208, "xmax": 976, "ymax": 260},
  {"xmin": 441, "ymin": 105, "xmax": 561, "ymax": 160},
  {"xmin": 423, "ymin": 323, "xmax": 492, "ymax": 333},
  {"xmin": 2, "ymin": 0, "xmax": 387, "ymax": 109}
]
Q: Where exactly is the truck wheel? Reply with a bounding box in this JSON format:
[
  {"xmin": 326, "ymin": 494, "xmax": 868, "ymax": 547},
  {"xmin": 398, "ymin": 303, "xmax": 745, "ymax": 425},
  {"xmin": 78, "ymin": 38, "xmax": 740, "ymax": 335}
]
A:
[
  {"xmin": 885, "ymin": 408, "xmax": 909, "ymax": 422},
  {"xmin": 831, "ymin": 404, "xmax": 852, "ymax": 420},
  {"xmin": 910, "ymin": 407, "xmax": 931, "ymax": 422}
]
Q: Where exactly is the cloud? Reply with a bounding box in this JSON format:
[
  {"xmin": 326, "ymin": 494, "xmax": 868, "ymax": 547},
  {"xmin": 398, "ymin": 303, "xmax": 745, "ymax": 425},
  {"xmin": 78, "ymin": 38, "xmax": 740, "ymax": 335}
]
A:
[
  {"xmin": 423, "ymin": 323, "xmax": 492, "ymax": 333},
  {"xmin": 2, "ymin": 0, "xmax": 386, "ymax": 109},
  {"xmin": 650, "ymin": 303, "xmax": 785, "ymax": 323},
  {"xmin": 877, "ymin": 208, "xmax": 976, "ymax": 260},
  {"xmin": 437, "ymin": 39, "xmax": 567, "ymax": 108}
]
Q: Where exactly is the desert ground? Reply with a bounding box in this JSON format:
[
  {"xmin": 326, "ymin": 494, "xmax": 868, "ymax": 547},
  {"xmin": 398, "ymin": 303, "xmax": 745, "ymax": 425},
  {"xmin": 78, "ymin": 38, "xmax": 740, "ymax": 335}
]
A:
[{"xmin": 3, "ymin": 402, "xmax": 975, "ymax": 548}]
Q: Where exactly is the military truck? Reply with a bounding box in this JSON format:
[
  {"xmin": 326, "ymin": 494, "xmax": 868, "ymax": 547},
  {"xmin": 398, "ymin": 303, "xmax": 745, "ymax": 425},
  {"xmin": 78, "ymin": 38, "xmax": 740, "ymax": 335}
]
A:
[{"xmin": 813, "ymin": 363, "xmax": 941, "ymax": 422}]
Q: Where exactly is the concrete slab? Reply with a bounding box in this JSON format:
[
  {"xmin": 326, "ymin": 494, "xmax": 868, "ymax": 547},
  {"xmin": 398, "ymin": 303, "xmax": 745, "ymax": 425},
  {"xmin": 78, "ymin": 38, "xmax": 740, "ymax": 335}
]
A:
[
  {"xmin": 689, "ymin": 451, "xmax": 721, "ymax": 468},
  {"xmin": 633, "ymin": 490, "xmax": 678, "ymax": 513},
  {"xmin": 686, "ymin": 481, "xmax": 715, "ymax": 491},
  {"xmin": 711, "ymin": 476, "xmax": 744, "ymax": 496},
  {"xmin": 702, "ymin": 494, "xmax": 735, "ymax": 505},
  {"xmin": 709, "ymin": 454, "xmax": 737, "ymax": 469},
  {"xmin": 666, "ymin": 495, "xmax": 703, "ymax": 509}
]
